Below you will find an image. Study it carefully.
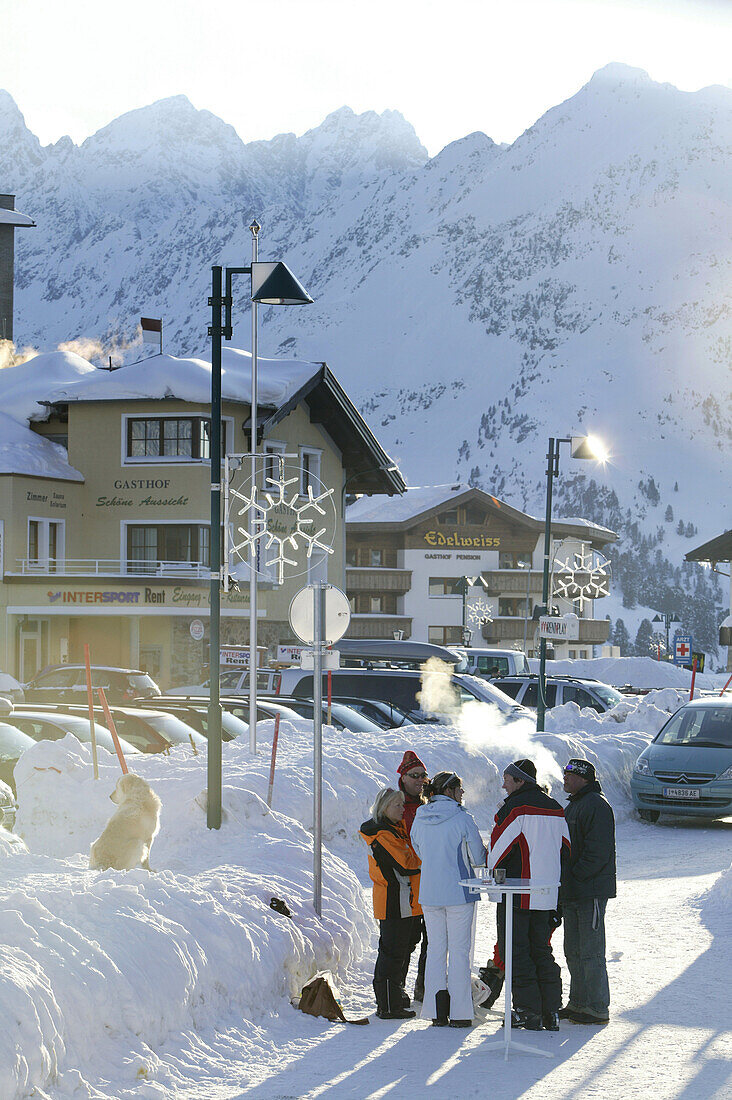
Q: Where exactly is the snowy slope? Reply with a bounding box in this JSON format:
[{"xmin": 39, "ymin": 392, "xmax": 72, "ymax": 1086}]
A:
[{"xmin": 1, "ymin": 65, "xmax": 729, "ymax": 651}]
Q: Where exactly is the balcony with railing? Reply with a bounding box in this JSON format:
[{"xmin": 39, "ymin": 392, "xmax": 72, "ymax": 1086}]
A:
[
  {"xmin": 481, "ymin": 617, "xmax": 610, "ymax": 644},
  {"xmin": 12, "ymin": 558, "xmax": 210, "ymax": 579},
  {"xmin": 347, "ymin": 614, "xmax": 413, "ymax": 639},
  {"xmin": 346, "ymin": 567, "xmax": 412, "ymax": 594}
]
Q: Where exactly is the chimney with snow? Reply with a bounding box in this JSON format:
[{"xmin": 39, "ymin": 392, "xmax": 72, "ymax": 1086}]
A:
[{"xmin": 0, "ymin": 194, "xmax": 36, "ymax": 343}]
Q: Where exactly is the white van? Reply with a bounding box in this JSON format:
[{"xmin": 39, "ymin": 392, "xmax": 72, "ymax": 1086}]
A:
[{"xmin": 452, "ymin": 648, "xmax": 531, "ymax": 679}]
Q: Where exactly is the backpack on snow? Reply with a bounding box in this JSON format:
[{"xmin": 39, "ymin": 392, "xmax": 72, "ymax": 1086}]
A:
[{"xmin": 298, "ymin": 975, "xmax": 369, "ymax": 1026}]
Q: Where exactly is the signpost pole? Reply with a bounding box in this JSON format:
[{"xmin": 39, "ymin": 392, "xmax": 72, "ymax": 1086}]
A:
[{"xmin": 313, "ymin": 582, "xmax": 325, "ymax": 918}]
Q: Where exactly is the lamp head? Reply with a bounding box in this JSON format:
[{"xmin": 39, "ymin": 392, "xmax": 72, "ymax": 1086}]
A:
[
  {"xmin": 251, "ymin": 261, "xmax": 313, "ymax": 305},
  {"xmin": 571, "ymin": 434, "xmax": 608, "ymax": 462},
  {"xmin": 652, "ymin": 614, "xmax": 663, "ymax": 624}
]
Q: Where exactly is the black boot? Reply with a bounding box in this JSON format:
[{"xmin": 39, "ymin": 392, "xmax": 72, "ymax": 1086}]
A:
[
  {"xmin": 477, "ymin": 965, "xmax": 505, "ymax": 1010},
  {"xmin": 504, "ymin": 1008, "xmax": 543, "ymax": 1031},
  {"xmin": 432, "ymin": 989, "xmax": 450, "ymax": 1026},
  {"xmin": 542, "ymin": 1011, "xmax": 560, "ymax": 1031},
  {"xmin": 374, "ymin": 980, "xmax": 416, "ymax": 1020}
]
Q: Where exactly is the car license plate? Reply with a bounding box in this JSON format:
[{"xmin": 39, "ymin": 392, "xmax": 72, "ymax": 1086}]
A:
[{"xmin": 663, "ymin": 787, "xmax": 700, "ymax": 800}]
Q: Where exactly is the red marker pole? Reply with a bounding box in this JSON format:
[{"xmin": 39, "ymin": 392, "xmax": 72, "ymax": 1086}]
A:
[
  {"xmin": 719, "ymin": 673, "xmax": 732, "ymax": 697},
  {"xmin": 83, "ymin": 643, "xmax": 99, "ymax": 779},
  {"xmin": 689, "ymin": 657, "xmax": 698, "ymax": 701},
  {"xmin": 97, "ymin": 687, "xmax": 128, "ymax": 774},
  {"xmin": 267, "ymin": 714, "xmax": 281, "ymax": 808}
]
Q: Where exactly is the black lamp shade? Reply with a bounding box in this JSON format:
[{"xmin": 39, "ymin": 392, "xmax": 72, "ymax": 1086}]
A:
[{"xmin": 251, "ymin": 261, "xmax": 313, "ymax": 305}]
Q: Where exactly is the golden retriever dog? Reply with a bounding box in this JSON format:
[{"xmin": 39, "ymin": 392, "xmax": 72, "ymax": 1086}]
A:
[{"xmin": 89, "ymin": 773, "xmax": 161, "ymax": 871}]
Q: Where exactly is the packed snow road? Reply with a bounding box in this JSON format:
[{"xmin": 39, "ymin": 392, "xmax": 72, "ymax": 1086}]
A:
[{"xmin": 101, "ymin": 814, "xmax": 730, "ymax": 1100}]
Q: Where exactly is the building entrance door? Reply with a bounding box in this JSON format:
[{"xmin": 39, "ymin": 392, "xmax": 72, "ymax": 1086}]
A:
[{"xmin": 18, "ymin": 619, "xmax": 49, "ymax": 682}]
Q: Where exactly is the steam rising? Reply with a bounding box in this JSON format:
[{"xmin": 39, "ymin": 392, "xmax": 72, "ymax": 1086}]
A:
[{"xmin": 418, "ymin": 657, "xmax": 563, "ymax": 791}]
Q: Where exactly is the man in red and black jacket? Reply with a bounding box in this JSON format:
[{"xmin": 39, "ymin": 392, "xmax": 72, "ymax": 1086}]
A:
[
  {"xmin": 488, "ymin": 759, "xmax": 570, "ymax": 1031},
  {"xmin": 397, "ymin": 750, "xmax": 428, "ymax": 1002}
]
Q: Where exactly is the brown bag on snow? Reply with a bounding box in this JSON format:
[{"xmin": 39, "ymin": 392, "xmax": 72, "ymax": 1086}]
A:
[{"xmin": 298, "ymin": 976, "xmax": 369, "ymax": 1025}]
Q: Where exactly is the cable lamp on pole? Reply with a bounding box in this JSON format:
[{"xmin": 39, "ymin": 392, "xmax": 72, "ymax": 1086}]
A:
[
  {"xmin": 536, "ymin": 434, "xmax": 608, "ymax": 733},
  {"xmin": 207, "ymin": 225, "xmax": 312, "ymax": 830}
]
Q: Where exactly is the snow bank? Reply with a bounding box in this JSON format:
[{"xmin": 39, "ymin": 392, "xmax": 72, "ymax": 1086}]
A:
[
  {"xmin": 0, "ymin": 412, "xmax": 84, "ymax": 480},
  {"xmin": 4, "ymin": 693, "xmax": 658, "ymax": 1097},
  {"xmin": 5, "ymin": 734, "xmax": 371, "ymax": 1100},
  {"xmin": 533, "ymin": 655, "xmax": 725, "ymax": 692}
]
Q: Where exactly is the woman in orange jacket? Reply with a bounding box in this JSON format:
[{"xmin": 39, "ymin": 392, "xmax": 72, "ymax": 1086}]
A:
[{"xmin": 360, "ymin": 787, "xmax": 422, "ymax": 1020}]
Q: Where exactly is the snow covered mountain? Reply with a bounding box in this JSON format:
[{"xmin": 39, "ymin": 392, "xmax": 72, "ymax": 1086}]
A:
[{"xmin": 1, "ymin": 66, "xmax": 730, "ymax": 656}]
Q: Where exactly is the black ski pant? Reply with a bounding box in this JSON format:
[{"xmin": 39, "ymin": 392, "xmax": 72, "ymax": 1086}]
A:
[
  {"xmin": 400, "ymin": 916, "xmax": 427, "ymax": 991},
  {"xmin": 374, "ymin": 916, "xmax": 421, "ymax": 985},
  {"xmin": 497, "ymin": 903, "xmax": 561, "ymax": 1016}
]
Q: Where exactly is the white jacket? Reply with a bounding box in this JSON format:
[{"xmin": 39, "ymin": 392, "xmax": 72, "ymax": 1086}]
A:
[{"xmin": 411, "ymin": 796, "xmax": 487, "ymax": 907}]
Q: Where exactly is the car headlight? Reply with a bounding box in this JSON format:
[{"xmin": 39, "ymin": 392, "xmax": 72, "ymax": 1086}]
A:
[
  {"xmin": 634, "ymin": 757, "xmax": 651, "ymax": 776},
  {"xmin": 716, "ymin": 765, "xmax": 732, "ymax": 781}
]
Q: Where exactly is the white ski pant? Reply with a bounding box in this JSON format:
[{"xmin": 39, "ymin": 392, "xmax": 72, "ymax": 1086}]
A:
[{"xmin": 421, "ymin": 903, "xmax": 476, "ymax": 1022}]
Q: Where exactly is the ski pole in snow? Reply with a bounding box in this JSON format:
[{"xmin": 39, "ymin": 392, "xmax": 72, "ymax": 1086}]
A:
[
  {"xmin": 83, "ymin": 643, "xmax": 99, "ymax": 780},
  {"xmin": 689, "ymin": 657, "xmax": 698, "ymax": 701},
  {"xmin": 267, "ymin": 714, "xmax": 281, "ymax": 808},
  {"xmin": 97, "ymin": 687, "xmax": 128, "ymax": 774}
]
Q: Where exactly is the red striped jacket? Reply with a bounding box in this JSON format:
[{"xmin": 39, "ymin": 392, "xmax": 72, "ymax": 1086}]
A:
[{"xmin": 489, "ymin": 784, "xmax": 570, "ymax": 910}]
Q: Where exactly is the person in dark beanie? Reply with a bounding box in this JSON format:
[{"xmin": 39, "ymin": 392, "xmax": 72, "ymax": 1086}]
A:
[
  {"xmin": 360, "ymin": 788, "xmax": 422, "ymax": 1020},
  {"xmin": 488, "ymin": 759, "xmax": 570, "ymax": 1032},
  {"xmin": 397, "ymin": 750, "xmax": 429, "ymax": 1002},
  {"xmin": 560, "ymin": 758, "xmax": 616, "ymax": 1025}
]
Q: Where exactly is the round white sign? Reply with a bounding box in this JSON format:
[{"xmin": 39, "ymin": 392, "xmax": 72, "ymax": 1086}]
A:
[
  {"xmin": 189, "ymin": 619, "xmax": 205, "ymax": 641},
  {"xmin": 288, "ymin": 585, "xmax": 351, "ymax": 646}
]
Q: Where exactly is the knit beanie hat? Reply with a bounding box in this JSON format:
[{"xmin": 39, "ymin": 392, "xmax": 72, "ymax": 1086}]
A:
[
  {"xmin": 504, "ymin": 758, "xmax": 537, "ymax": 784},
  {"xmin": 397, "ymin": 750, "xmax": 427, "ymax": 776},
  {"xmin": 564, "ymin": 758, "xmax": 596, "ymax": 781}
]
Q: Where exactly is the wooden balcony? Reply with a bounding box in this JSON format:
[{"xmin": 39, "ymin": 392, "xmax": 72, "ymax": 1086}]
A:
[
  {"xmin": 481, "ymin": 617, "xmax": 610, "ymax": 644},
  {"xmin": 346, "ymin": 568, "xmax": 412, "ymax": 594},
  {"xmin": 345, "ymin": 614, "xmax": 413, "ymax": 639}
]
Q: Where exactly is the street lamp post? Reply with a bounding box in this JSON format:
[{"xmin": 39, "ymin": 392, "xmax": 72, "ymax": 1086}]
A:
[
  {"xmin": 518, "ymin": 559, "xmax": 532, "ymax": 654},
  {"xmin": 652, "ymin": 611, "xmax": 680, "ymax": 658},
  {"xmin": 207, "ymin": 224, "xmax": 312, "ymax": 830},
  {"xmin": 536, "ymin": 435, "xmax": 607, "ymax": 733},
  {"xmin": 457, "ymin": 574, "xmax": 488, "ymax": 646}
]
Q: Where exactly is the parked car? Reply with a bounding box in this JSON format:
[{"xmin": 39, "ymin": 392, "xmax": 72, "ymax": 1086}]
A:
[
  {"xmin": 0, "ymin": 722, "xmax": 37, "ymax": 791},
  {"xmin": 631, "ymin": 698, "xmax": 732, "ymax": 821},
  {"xmin": 144, "ymin": 701, "xmax": 250, "ymax": 742},
  {"xmin": 331, "ymin": 696, "xmax": 432, "ymax": 729},
  {"xmin": 449, "ymin": 647, "xmax": 531, "ymax": 678},
  {"xmin": 281, "ymin": 667, "xmax": 530, "ymax": 721},
  {"xmin": 24, "ymin": 665, "xmax": 162, "ymax": 705},
  {"xmin": 491, "ymin": 675, "xmax": 624, "ymax": 713},
  {"xmin": 264, "ymin": 698, "xmax": 383, "ymax": 734},
  {"xmin": 8, "ymin": 708, "xmax": 141, "ymax": 757},
  {"xmin": 166, "ymin": 669, "xmax": 283, "ymax": 696},
  {"xmin": 336, "ymin": 639, "xmax": 468, "ymax": 672},
  {"xmin": 0, "ymin": 672, "xmax": 25, "ymax": 704},
  {"xmin": 56, "ymin": 704, "xmax": 206, "ymax": 754},
  {"xmin": 163, "ymin": 695, "xmax": 305, "ymax": 726}
]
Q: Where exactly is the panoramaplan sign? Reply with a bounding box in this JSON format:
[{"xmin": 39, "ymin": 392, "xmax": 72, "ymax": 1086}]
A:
[{"xmin": 539, "ymin": 615, "xmax": 580, "ymax": 641}]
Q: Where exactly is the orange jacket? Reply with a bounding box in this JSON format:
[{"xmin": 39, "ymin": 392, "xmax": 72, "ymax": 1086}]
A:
[{"xmin": 360, "ymin": 817, "xmax": 421, "ymax": 920}]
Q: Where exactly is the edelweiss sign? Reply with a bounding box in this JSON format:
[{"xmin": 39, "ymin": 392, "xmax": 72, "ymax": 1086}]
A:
[{"xmin": 539, "ymin": 615, "xmax": 580, "ymax": 640}]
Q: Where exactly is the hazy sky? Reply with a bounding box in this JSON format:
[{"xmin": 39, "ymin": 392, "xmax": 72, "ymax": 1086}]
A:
[{"xmin": 2, "ymin": 0, "xmax": 730, "ymax": 155}]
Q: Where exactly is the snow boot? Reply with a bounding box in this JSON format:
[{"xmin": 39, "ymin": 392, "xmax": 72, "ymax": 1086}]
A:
[
  {"xmin": 432, "ymin": 989, "xmax": 450, "ymax": 1027},
  {"xmin": 477, "ymin": 964, "xmax": 505, "ymax": 1010},
  {"xmin": 374, "ymin": 980, "xmax": 416, "ymax": 1020},
  {"xmin": 542, "ymin": 1011, "xmax": 560, "ymax": 1031},
  {"xmin": 504, "ymin": 1008, "xmax": 543, "ymax": 1031}
]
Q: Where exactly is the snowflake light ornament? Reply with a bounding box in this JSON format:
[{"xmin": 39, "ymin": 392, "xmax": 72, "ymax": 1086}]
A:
[
  {"xmin": 467, "ymin": 597, "xmax": 493, "ymax": 626},
  {"xmin": 226, "ymin": 456, "xmax": 337, "ymax": 586},
  {"xmin": 552, "ymin": 548, "xmax": 611, "ymax": 612}
]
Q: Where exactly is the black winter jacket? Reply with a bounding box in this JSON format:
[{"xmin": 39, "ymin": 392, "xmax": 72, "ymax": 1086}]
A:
[{"xmin": 561, "ymin": 781, "xmax": 616, "ymax": 901}]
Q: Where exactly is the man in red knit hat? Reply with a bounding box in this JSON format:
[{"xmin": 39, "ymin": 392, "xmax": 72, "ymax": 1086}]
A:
[{"xmin": 397, "ymin": 749, "xmax": 429, "ymax": 1002}]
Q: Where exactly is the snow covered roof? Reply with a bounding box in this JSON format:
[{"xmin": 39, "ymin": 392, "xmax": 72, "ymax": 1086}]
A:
[
  {"xmin": 0, "ymin": 413, "xmax": 83, "ymax": 481},
  {"xmin": 685, "ymin": 530, "xmax": 732, "ymax": 564},
  {"xmin": 0, "ymin": 350, "xmax": 96, "ymax": 424},
  {"xmin": 347, "ymin": 483, "xmax": 616, "ymax": 542},
  {"xmin": 41, "ymin": 348, "xmax": 323, "ymax": 411},
  {"xmin": 0, "ymin": 207, "xmax": 35, "ymax": 227}
]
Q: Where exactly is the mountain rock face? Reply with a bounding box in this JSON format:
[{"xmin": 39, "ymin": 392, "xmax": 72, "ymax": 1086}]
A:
[{"xmin": 2, "ymin": 65, "xmax": 730, "ymax": 657}]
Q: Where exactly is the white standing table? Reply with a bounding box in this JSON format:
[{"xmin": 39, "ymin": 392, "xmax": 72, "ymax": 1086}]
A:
[{"xmin": 460, "ymin": 877, "xmax": 559, "ymax": 1061}]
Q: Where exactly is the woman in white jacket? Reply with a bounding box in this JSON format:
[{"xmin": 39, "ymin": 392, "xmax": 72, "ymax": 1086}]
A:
[{"xmin": 410, "ymin": 771, "xmax": 487, "ymax": 1027}]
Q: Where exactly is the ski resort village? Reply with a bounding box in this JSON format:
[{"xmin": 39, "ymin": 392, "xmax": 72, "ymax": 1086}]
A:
[{"xmin": 0, "ymin": 2, "xmax": 730, "ymax": 1097}]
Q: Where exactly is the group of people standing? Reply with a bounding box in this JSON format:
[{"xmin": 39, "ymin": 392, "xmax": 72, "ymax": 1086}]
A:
[{"xmin": 360, "ymin": 750, "xmax": 616, "ymax": 1030}]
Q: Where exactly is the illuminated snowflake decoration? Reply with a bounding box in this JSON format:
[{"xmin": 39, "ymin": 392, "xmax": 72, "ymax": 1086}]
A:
[
  {"xmin": 227, "ymin": 460, "xmax": 336, "ymax": 586},
  {"xmin": 467, "ymin": 597, "xmax": 493, "ymax": 626},
  {"xmin": 552, "ymin": 548, "xmax": 611, "ymax": 612}
]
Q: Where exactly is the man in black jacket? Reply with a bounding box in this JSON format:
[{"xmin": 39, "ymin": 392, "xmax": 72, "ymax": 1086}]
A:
[{"xmin": 560, "ymin": 758, "xmax": 616, "ymax": 1025}]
